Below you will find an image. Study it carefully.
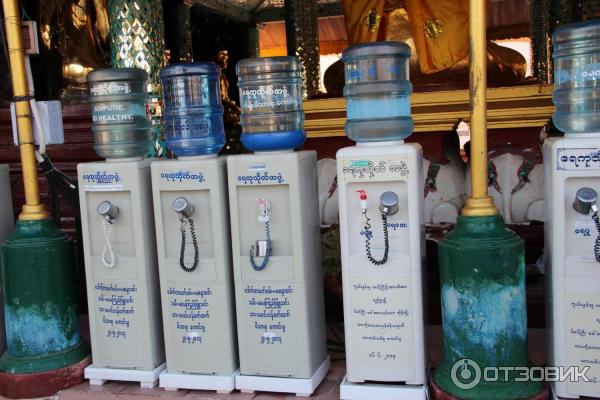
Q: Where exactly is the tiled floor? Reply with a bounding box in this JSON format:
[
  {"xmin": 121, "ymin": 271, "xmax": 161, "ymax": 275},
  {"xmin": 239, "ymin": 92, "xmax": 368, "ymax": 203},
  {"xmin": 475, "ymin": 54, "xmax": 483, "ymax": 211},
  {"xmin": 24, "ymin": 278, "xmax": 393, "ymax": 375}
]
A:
[
  {"xmin": 0, "ymin": 327, "xmax": 545, "ymax": 400},
  {"xmin": 50, "ymin": 327, "xmax": 545, "ymax": 400},
  {"xmin": 57, "ymin": 354, "xmax": 345, "ymax": 400}
]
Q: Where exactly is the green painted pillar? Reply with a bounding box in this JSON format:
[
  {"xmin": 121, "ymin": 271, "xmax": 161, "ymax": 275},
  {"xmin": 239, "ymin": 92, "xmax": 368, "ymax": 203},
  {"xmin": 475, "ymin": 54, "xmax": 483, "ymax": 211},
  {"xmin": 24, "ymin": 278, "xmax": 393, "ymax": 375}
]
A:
[
  {"xmin": 0, "ymin": 219, "xmax": 89, "ymax": 373},
  {"xmin": 432, "ymin": 215, "xmax": 543, "ymax": 399}
]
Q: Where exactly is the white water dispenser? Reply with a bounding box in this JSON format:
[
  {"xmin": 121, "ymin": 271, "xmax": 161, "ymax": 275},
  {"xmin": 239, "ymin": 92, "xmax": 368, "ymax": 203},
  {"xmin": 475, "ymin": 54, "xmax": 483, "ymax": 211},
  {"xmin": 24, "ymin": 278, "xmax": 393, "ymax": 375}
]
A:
[
  {"xmin": 228, "ymin": 56, "xmax": 329, "ymax": 396},
  {"xmin": 151, "ymin": 157, "xmax": 238, "ymax": 392},
  {"xmin": 228, "ymin": 151, "xmax": 329, "ymax": 395},
  {"xmin": 545, "ymin": 143, "xmax": 600, "ymax": 398},
  {"xmin": 150, "ymin": 63, "xmax": 239, "ymax": 392},
  {"xmin": 79, "ymin": 68, "xmax": 165, "ymax": 388},
  {"xmin": 546, "ymin": 20, "xmax": 600, "ymax": 400},
  {"xmin": 78, "ymin": 160, "xmax": 165, "ymax": 387},
  {"xmin": 337, "ymin": 42, "xmax": 427, "ymax": 400}
]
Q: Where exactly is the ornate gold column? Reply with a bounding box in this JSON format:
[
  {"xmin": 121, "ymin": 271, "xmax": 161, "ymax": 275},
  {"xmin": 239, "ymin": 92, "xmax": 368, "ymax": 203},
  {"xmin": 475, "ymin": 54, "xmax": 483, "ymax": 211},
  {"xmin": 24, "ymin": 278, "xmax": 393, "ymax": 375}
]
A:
[
  {"xmin": 462, "ymin": 0, "xmax": 498, "ymax": 217},
  {"xmin": 2, "ymin": 0, "xmax": 48, "ymax": 220}
]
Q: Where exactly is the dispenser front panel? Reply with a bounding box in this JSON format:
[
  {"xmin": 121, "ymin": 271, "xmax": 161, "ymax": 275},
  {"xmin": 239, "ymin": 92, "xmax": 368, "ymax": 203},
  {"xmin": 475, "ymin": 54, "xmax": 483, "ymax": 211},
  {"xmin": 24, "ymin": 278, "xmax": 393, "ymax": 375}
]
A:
[
  {"xmin": 345, "ymin": 181, "xmax": 410, "ymax": 264},
  {"xmin": 91, "ymin": 280, "xmax": 146, "ymax": 367},
  {"xmin": 79, "ymin": 160, "xmax": 164, "ymax": 370},
  {"xmin": 545, "ymin": 139, "xmax": 600, "ymax": 398},
  {"xmin": 337, "ymin": 145, "xmax": 425, "ymax": 384},
  {"xmin": 236, "ymin": 184, "xmax": 294, "ymax": 282},
  {"xmin": 563, "ymin": 177, "xmax": 600, "ymax": 396},
  {"xmin": 151, "ymin": 159, "xmax": 238, "ymax": 375},
  {"xmin": 228, "ymin": 152, "xmax": 328, "ymax": 379},
  {"xmin": 86, "ymin": 191, "xmax": 137, "ymax": 281},
  {"xmin": 159, "ymin": 189, "xmax": 217, "ymax": 281}
]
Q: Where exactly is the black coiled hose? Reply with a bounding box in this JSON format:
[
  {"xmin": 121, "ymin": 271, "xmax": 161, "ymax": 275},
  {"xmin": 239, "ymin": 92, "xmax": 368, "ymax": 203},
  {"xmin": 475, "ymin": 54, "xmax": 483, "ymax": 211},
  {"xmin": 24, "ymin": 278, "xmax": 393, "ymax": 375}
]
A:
[
  {"xmin": 179, "ymin": 218, "xmax": 199, "ymax": 272},
  {"xmin": 364, "ymin": 212, "xmax": 389, "ymax": 265},
  {"xmin": 593, "ymin": 213, "xmax": 600, "ymax": 263}
]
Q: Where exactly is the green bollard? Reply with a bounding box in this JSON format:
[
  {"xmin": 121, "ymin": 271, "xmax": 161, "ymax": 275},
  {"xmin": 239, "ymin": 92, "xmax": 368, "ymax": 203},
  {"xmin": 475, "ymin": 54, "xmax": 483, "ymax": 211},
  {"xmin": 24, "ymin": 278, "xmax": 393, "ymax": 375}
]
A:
[
  {"xmin": 432, "ymin": 215, "xmax": 543, "ymax": 399},
  {"xmin": 0, "ymin": 219, "xmax": 89, "ymax": 373}
]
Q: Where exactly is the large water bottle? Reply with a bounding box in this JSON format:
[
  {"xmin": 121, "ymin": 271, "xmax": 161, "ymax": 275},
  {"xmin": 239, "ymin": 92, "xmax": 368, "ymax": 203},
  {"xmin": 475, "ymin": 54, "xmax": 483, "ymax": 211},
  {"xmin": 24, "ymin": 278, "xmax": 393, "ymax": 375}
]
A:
[
  {"xmin": 553, "ymin": 20, "xmax": 600, "ymax": 133},
  {"xmin": 87, "ymin": 68, "xmax": 152, "ymax": 159},
  {"xmin": 160, "ymin": 63, "xmax": 225, "ymax": 156},
  {"xmin": 342, "ymin": 41, "xmax": 413, "ymax": 142},
  {"xmin": 236, "ymin": 56, "xmax": 305, "ymax": 151}
]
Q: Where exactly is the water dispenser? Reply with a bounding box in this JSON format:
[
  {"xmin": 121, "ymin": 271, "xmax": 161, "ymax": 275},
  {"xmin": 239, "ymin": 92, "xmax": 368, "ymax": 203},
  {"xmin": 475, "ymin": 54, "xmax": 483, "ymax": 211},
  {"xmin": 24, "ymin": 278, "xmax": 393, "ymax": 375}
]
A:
[
  {"xmin": 79, "ymin": 69, "xmax": 165, "ymax": 388},
  {"xmin": 546, "ymin": 19, "xmax": 600, "ymax": 400},
  {"xmin": 228, "ymin": 56, "xmax": 329, "ymax": 396},
  {"xmin": 78, "ymin": 160, "xmax": 165, "ymax": 387},
  {"xmin": 337, "ymin": 41, "xmax": 427, "ymax": 400},
  {"xmin": 151, "ymin": 62, "xmax": 239, "ymax": 390}
]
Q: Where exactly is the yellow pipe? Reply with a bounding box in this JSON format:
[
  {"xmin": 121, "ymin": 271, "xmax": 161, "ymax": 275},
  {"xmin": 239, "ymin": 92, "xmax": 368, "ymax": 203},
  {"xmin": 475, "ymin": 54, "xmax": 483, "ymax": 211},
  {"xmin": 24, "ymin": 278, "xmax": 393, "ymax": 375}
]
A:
[
  {"xmin": 2, "ymin": 0, "xmax": 48, "ymax": 220},
  {"xmin": 462, "ymin": 0, "xmax": 498, "ymax": 217}
]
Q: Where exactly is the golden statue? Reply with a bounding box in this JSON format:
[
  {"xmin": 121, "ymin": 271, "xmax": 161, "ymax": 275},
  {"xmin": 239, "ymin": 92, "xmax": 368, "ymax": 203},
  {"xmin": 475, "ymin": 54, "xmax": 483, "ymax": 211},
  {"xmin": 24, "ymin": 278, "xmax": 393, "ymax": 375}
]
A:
[
  {"xmin": 40, "ymin": 0, "xmax": 110, "ymax": 98},
  {"xmin": 326, "ymin": 0, "xmax": 526, "ymax": 95},
  {"xmin": 213, "ymin": 49, "xmax": 241, "ymax": 127},
  {"xmin": 213, "ymin": 48, "xmax": 245, "ymax": 154}
]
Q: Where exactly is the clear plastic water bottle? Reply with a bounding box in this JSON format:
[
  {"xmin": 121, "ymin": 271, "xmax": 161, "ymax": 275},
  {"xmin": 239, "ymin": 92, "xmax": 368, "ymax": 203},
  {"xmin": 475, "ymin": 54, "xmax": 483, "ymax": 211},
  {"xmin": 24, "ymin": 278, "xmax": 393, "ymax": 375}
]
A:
[
  {"xmin": 236, "ymin": 56, "xmax": 305, "ymax": 151},
  {"xmin": 159, "ymin": 63, "xmax": 225, "ymax": 156},
  {"xmin": 87, "ymin": 68, "xmax": 152, "ymax": 159},
  {"xmin": 553, "ymin": 20, "xmax": 600, "ymax": 133},
  {"xmin": 342, "ymin": 41, "xmax": 413, "ymax": 142}
]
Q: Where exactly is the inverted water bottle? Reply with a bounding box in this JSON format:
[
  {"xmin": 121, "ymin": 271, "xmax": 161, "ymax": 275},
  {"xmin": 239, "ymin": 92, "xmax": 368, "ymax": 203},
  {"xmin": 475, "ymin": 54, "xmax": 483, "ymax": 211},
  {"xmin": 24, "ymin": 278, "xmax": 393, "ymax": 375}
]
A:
[
  {"xmin": 342, "ymin": 41, "xmax": 414, "ymax": 142},
  {"xmin": 552, "ymin": 20, "xmax": 600, "ymax": 134},
  {"xmin": 159, "ymin": 63, "xmax": 225, "ymax": 156},
  {"xmin": 236, "ymin": 56, "xmax": 305, "ymax": 151},
  {"xmin": 87, "ymin": 68, "xmax": 152, "ymax": 159}
]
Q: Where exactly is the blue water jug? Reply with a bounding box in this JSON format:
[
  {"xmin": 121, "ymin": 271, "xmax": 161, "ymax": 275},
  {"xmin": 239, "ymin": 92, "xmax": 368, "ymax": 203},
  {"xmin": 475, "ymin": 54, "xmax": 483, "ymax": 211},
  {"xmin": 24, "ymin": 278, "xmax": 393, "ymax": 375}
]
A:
[
  {"xmin": 236, "ymin": 56, "xmax": 305, "ymax": 151},
  {"xmin": 342, "ymin": 41, "xmax": 413, "ymax": 142},
  {"xmin": 553, "ymin": 20, "xmax": 600, "ymax": 133},
  {"xmin": 87, "ymin": 68, "xmax": 152, "ymax": 159},
  {"xmin": 160, "ymin": 63, "xmax": 225, "ymax": 156}
]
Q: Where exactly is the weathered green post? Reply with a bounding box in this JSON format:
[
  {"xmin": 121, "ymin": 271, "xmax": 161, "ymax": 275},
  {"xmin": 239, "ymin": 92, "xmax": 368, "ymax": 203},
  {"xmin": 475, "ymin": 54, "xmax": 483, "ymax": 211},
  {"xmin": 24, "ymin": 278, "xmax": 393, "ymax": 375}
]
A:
[
  {"xmin": 430, "ymin": 0, "xmax": 546, "ymax": 399},
  {"xmin": 0, "ymin": 0, "xmax": 89, "ymax": 397}
]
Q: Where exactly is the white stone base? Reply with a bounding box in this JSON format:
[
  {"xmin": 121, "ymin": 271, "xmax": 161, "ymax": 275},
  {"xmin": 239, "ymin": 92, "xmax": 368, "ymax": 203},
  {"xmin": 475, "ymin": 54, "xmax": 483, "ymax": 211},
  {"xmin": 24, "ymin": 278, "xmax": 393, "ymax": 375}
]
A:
[
  {"xmin": 85, "ymin": 363, "xmax": 166, "ymax": 388},
  {"xmin": 159, "ymin": 369, "xmax": 239, "ymax": 393},
  {"xmin": 340, "ymin": 375, "xmax": 428, "ymax": 400},
  {"xmin": 235, "ymin": 356, "xmax": 330, "ymax": 396}
]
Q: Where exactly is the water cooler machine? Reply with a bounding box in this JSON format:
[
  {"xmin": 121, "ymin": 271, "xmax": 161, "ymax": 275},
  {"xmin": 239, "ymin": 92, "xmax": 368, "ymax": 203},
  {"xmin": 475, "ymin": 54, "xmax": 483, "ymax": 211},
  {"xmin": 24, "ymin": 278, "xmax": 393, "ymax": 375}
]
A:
[
  {"xmin": 337, "ymin": 42, "xmax": 427, "ymax": 400},
  {"xmin": 151, "ymin": 63, "xmax": 238, "ymax": 392},
  {"xmin": 546, "ymin": 21, "xmax": 600, "ymax": 399},
  {"xmin": 79, "ymin": 69, "xmax": 165, "ymax": 387},
  {"xmin": 228, "ymin": 57, "xmax": 329, "ymax": 396}
]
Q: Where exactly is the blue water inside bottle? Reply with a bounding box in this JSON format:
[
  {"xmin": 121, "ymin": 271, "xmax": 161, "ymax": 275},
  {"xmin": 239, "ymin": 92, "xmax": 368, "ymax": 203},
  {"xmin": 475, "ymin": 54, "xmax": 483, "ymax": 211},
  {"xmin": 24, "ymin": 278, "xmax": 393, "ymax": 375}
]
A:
[
  {"xmin": 552, "ymin": 20, "xmax": 600, "ymax": 133},
  {"xmin": 236, "ymin": 56, "xmax": 305, "ymax": 151},
  {"xmin": 342, "ymin": 41, "xmax": 413, "ymax": 142},
  {"xmin": 160, "ymin": 63, "xmax": 225, "ymax": 156},
  {"xmin": 346, "ymin": 96, "xmax": 411, "ymax": 120}
]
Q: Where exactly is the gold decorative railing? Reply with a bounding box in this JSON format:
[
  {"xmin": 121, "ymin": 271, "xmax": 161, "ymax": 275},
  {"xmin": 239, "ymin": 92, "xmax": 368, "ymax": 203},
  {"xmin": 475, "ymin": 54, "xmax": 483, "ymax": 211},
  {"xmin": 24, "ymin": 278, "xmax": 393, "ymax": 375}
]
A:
[{"xmin": 304, "ymin": 84, "xmax": 554, "ymax": 138}]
